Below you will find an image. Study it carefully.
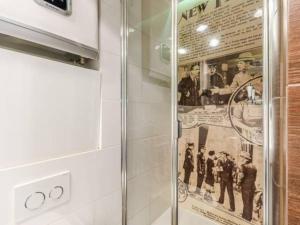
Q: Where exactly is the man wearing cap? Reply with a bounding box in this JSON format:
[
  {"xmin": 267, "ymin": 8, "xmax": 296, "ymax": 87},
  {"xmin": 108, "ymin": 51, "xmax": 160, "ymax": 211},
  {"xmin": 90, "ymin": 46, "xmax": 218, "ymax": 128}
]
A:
[
  {"xmin": 178, "ymin": 64, "xmax": 201, "ymax": 106},
  {"xmin": 230, "ymin": 53, "xmax": 254, "ymax": 90},
  {"xmin": 183, "ymin": 143, "xmax": 195, "ymax": 190},
  {"xmin": 211, "ymin": 52, "xmax": 258, "ymax": 96},
  {"xmin": 238, "ymin": 151, "xmax": 257, "ymax": 221},
  {"xmin": 217, "ymin": 152, "xmax": 235, "ymax": 212}
]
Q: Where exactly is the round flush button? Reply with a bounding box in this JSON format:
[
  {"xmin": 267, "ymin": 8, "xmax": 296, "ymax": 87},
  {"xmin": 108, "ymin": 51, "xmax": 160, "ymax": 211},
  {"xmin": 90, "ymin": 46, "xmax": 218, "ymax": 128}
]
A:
[
  {"xmin": 49, "ymin": 186, "xmax": 64, "ymax": 200},
  {"xmin": 25, "ymin": 192, "xmax": 46, "ymax": 211}
]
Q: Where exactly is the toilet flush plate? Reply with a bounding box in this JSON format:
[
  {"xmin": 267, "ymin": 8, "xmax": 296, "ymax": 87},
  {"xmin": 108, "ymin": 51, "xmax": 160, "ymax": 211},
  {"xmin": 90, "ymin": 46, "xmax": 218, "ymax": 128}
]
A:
[{"xmin": 14, "ymin": 171, "xmax": 70, "ymax": 223}]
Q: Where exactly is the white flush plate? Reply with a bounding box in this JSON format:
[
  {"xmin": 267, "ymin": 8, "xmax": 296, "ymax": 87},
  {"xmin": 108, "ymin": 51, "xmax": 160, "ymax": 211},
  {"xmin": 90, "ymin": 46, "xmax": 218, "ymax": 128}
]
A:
[{"xmin": 14, "ymin": 171, "xmax": 70, "ymax": 223}]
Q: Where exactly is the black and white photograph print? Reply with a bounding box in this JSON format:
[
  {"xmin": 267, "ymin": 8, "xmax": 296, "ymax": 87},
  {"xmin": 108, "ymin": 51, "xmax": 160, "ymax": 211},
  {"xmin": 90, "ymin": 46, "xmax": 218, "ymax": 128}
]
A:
[
  {"xmin": 178, "ymin": 125, "xmax": 264, "ymax": 225},
  {"xmin": 178, "ymin": 48, "xmax": 263, "ymax": 108},
  {"xmin": 178, "ymin": 64, "xmax": 201, "ymax": 106}
]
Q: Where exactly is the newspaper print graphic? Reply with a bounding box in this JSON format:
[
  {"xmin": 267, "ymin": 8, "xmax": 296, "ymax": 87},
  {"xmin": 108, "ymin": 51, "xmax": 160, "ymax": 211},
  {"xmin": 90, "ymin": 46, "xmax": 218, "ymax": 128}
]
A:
[
  {"xmin": 178, "ymin": 49, "xmax": 263, "ymax": 146},
  {"xmin": 177, "ymin": 0, "xmax": 264, "ymax": 224}
]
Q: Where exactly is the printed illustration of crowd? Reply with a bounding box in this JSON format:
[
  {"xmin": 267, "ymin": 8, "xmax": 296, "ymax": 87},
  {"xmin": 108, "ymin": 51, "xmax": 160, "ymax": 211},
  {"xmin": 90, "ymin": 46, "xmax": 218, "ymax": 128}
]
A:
[
  {"xmin": 182, "ymin": 143, "xmax": 263, "ymax": 223},
  {"xmin": 178, "ymin": 52, "xmax": 262, "ymax": 107}
]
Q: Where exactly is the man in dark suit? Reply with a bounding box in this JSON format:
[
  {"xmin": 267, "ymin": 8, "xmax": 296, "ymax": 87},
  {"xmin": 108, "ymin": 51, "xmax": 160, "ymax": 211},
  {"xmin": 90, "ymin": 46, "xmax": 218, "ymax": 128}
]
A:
[
  {"xmin": 218, "ymin": 152, "xmax": 235, "ymax": 212},
  {"xmin": 208, "ymin": 64, "xmax": 225, "ymax": 89},
  {"xmin": 178, "ymin": 64, "xmax": 201, "ymax": 106},
  {"xmin": 183, "ymin": 143, "xmax": 195, "ymax": 191},
  {"xmin": 238, "ymin": 151, "xmax": 257, "ymax": 221},
  {"xmin": 195, "ymin": 147, "xmax": 206, "ymax": 194},
  {"xmin": 206, "ymin": 64, "xmax": 228, "ymax": 105}
]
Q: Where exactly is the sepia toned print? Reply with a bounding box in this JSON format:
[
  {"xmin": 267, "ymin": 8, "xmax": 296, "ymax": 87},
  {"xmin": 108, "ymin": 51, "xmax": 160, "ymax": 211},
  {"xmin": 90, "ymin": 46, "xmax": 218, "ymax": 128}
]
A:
[
  {"xmin": 178, "ymin": 125, "xmax": 263, "ymax": 225},
  {"xmin": 177, "ymin": 0, "xmax": 264, "ymax": 224},
  {"xmin": 178, "ymin": 49, "xmax": 263, "ymax": 107},
  {"xmin": 177, "ymin": 49, "xmax": 264, "ymax": 225},
  {"xmin": 178, "ymin": 0, "xmax": 263, "ymax": 65}
]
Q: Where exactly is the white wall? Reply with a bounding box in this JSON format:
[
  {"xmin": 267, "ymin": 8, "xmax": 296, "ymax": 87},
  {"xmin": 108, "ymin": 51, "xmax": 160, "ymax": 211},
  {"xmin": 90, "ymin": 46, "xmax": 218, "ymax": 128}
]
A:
[
  {"xmin": 152, "ymin": 208, "xmax": 219, "ymax": 225},
  {"xmin": 126, "ymin": 1, "xmax": 172, "ymax": 224},
  {"xmin": 0, "ymin": 0, "xmax": 99, "ymax": 49},
  {"xmin": 0, "ymin": 0, "xmax": 122, "ymax": 225}
]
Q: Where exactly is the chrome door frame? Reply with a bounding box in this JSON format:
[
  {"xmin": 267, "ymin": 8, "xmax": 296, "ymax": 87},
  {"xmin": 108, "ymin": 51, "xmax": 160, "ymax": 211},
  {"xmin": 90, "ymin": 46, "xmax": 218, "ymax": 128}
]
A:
[
  {"xmin": 121, "ymin": 0, "xmax": 128, "ymax": 224},
  {"xmin": 171, "ymin": 0, "xmax": 178, "ymax": 224}
]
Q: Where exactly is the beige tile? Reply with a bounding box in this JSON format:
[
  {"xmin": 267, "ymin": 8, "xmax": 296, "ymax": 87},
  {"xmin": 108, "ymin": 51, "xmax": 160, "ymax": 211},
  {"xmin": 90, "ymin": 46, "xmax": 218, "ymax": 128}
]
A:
[
  {"xmin": 288, "ymin": 0, "xmax": 300, "ymax": 84},
  {"xmin": 101, "ymin": 100, "xmax": 121, "ymax": 148},
  {"xmin": 100, "ymin": 51, "xmax": 121, "ymax": 101},
  {"xmin": 288, "ymin": 85, "xmax": 300, "ymax": 223},
  {"xmin": 100, "ymin": 1, "xmax": 121, "ymax": 55}
]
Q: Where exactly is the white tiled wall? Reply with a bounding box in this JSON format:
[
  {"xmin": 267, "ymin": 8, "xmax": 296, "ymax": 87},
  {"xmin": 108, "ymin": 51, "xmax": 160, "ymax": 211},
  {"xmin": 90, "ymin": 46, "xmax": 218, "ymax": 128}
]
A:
[
  {"xmin": 0, "ymin": 0, "xmax": 99, "ymax": 49},
  {"xmin": 126, "ymin": 1, "xmax": 172, "ymax": 224},
  {"xmin": 152, "ymin": 208, "xmax": 219, "ymax": 225},
  {"xmin": 1, "ymin": 148, "xmax": 121, "ymax": 225},
  {"xmin": 0, "ymin": 48, "xmax": 101, "ymax": 169},
  {"xmin": 0, "ymin": 0, "xmax": 122, "ymax": 225}
]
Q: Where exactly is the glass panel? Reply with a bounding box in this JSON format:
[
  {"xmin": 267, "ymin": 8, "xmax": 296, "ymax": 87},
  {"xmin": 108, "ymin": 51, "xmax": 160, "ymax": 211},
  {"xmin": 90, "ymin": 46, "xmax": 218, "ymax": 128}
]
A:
[
  {"xmin": 177, "ymin": 1, "xmax": 265, "ymax": 225},
  {"xmin": 126, "ymin": 0, "xmax": 172, "ymax": 225}
]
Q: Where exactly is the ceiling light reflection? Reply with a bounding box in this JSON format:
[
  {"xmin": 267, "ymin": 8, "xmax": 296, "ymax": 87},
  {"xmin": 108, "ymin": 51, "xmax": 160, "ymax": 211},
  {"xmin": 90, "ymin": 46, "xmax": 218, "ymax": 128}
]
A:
[
  {"xmin": 178, "ymin": 48, "xmax": 187, "ymax": 55},
  {"xmin": 128, "ymin": 28, "xmax": 135, "ymax": 33},
  {"xmin": 209, "ymin": 38, "xmax": 220, "ymax": 47},
  {"xmin": 254, "ymin": 9, "xmax": 263, "ymax": 18},
  {"xmin": 196, "ymin": 24, "xmax": 208, "ymax": 32}
]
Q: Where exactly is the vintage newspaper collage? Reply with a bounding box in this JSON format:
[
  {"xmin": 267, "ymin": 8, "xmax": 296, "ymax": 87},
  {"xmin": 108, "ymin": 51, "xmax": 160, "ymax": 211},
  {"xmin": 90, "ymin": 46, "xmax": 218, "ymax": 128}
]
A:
[{"xmin": 177, "ymin": 0, "xmax": 264, "ymax": 225}]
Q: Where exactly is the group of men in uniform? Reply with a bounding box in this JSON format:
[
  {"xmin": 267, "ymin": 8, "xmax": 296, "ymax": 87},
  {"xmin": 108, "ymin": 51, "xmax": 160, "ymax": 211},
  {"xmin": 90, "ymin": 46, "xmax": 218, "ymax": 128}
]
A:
[{"xmin": 183, "ymin": 145, "xmax": 258, "ymax": 222}]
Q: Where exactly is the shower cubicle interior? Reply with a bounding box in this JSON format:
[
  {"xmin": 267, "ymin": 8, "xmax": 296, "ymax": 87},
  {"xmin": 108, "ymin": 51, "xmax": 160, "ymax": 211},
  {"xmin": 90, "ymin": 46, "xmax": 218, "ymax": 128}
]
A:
[
  {"xmin": 124, "ymin": 0, "xmax": 173, "ymax": 224},
  {"xmin": 0, "ymin": 0, "xmax": 286, "ymax": 224},
  {"xmin": 123, "ymin": 0, "xmax": 287, "ymax": 225}
]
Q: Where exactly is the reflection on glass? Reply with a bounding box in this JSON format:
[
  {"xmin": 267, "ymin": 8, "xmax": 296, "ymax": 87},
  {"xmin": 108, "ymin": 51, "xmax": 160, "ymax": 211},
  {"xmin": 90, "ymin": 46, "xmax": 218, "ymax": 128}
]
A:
[
  {"xmin": 196, "ymin": 24, "xmax": 208, "ymax": 32},
  {"xmin": 254, "ymin": 9, "xmax": 263, "ymax": 18},
  {"xmin": 209, "ymin": 38, "xmax": 220, "ymax": 47},
  {"xmin": 178, "ymin": 48, "xmax": 188, "ymax": 55}
]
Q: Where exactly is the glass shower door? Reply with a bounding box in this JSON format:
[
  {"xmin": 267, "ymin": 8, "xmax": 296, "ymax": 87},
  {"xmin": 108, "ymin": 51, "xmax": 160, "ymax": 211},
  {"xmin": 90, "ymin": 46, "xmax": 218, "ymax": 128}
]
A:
[
  {"xmin": 123, "ymin": 0, "xmax": 286, "ymax": 225},
  {"xmin": 125, "ymin": 0, "xmax": 173, "ymax": 225},
  {"xmin": 176, "ymin": 1, "xmax": 266, "ymax": 225}
]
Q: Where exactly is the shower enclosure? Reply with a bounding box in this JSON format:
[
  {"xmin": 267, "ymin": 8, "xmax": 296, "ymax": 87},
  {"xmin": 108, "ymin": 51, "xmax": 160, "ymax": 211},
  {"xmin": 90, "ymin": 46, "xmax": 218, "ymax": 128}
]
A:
[{"xmin": 122, "ymin": 0, "xmax": 287, "ymax": 225}]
